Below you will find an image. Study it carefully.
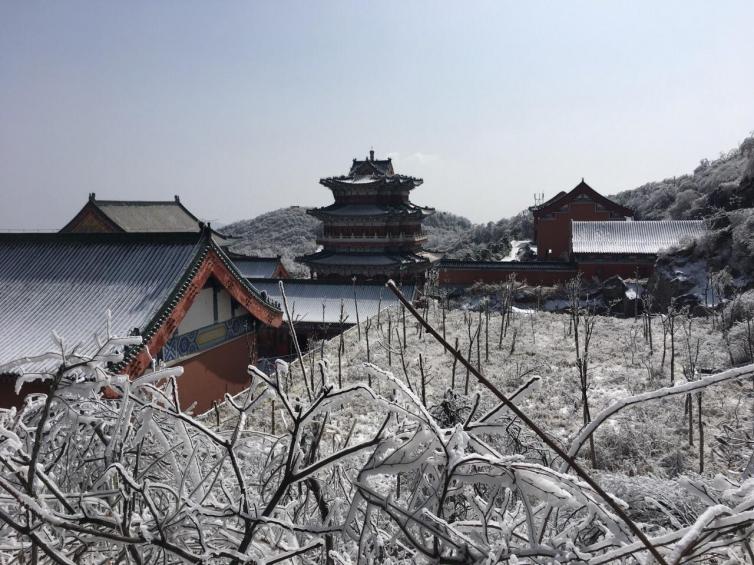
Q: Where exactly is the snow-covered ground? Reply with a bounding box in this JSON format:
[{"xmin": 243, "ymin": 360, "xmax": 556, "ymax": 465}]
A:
[
  {"xmin": 228, "ymin": 300, "xmax": 748, "ymax": 479},
  {"xmin": 196, "ymin": 298, "xmax": 754, "ymax": 562},
  {"xmin": 500, "ymin": 239, "xmax": 533, "ymax": 261}
]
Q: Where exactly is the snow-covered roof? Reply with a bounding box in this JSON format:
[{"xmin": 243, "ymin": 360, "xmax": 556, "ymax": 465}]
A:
[
  {"xmin": 95, "ymin": 201, "xmax": 201, "ymax": 232},
  {"xmin": 310, "ymin": 203, "xmax": 432, "ymax": 217},
  {"xmin": 0, "ymin": 232, "xmax": 281, "ymax": 371},
  {"xmin": 318, "ymin": 152, "xmax": 423, "ymax": 191},
  {"xmin": 248, "ymin": 279, "xmax": 416, "ymax": 324},
  {"xmin": 0, "ymin": 233, "xmax": 200, "ymax": 367},
  {"xmin": 572, "ymin": 220, "xmax": 706, "ymax": 255},
  {"xmin": 60, "ymin": 195, "xmax": 232, "ymax": 243},
  {"xmin": 231, "ymin": 258, "xmax": 282, "ymax": 278}
]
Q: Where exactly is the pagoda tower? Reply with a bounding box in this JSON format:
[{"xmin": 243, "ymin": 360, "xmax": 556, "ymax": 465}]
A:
[{"xmin": 300, "ymin": 150, "xmax": 435, "ymax": 283}]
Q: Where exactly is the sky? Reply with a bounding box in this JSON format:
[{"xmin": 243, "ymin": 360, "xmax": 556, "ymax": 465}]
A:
[{"xmin": 1, "ymin": 1, "xmax": 753, "ymax": 229}]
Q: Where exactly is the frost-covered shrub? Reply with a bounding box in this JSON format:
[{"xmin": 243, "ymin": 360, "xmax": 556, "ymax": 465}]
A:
[
  {"xmin": 2, "ymin": 310, "xmax": 754, "ymax": 564},
  {"xmin": 428, "ymin": 388, "xmax": 471, "ymax": 427},
  {"xmin": 596, "ymin": 472, "xmax": 705, "ymax": 527}
]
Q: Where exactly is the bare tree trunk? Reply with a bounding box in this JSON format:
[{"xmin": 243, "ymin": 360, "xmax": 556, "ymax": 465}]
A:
[
  {"xmin": 402, "ymin": 304, "xmax": 407, "ymax": 348},
  {"xmin": 419, "ymin": 353, "xmax": 426, "ymax": 406},
  {"xmin": 377, "ymin": 289, "xmax": 383, "ymax": 330},
  {"xmin": 661, "ymin": 316, "xmax": 668, "ymax": 370},
  {"xmin": 338, "ymin": 301, "xmax": 345, "ymax": 388},
  {"xmin": 451, "ymin": 337, "xmax": 459, "ymax": 389},
  {"xmin": 687, "ymin": 394, "xmax": 694, "ymax": 447},
  {"xmin": 509, "ymin": 327, "xmax": 518, "ymax": 356},
  {"xmin": 697, "ymin": 391, "xmax": 704, "ymax": 473},
  {"xmin": 280, "ymin": 282, "xmax": 313, "ymax": 401},
  {"xmin": 271, "ymin": 400, "xmax": 276, "ymax": 435},
  {"xmin": 670, "ymin": 314, "xmax": 676, "ymax": 385},
  {"xmin": 365, "ymin": 319, "xmax": 371, "ymax": 364},
  {"xmin": 485, "ymin": 300, "xmax": 490, "ymax": 362},
  {"xmin": 568, "ymin": 274, "xmax": 597, "ymax": 467},
  {"xmin": 352, "ymin": 277, "xmax": 361, "ymax": 341},
  {"xmin": 476, "ymin": 311, "xmax": 482, "ymax": 373},
  {"xmin": 441, "ymin": 292, "xmax": 447, "ymax": 353}
]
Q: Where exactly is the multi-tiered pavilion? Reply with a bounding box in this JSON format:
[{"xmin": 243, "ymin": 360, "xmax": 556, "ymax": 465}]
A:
[{"xmin": 300, "ymin": 150, "xmax": 435, "ymax": 283}]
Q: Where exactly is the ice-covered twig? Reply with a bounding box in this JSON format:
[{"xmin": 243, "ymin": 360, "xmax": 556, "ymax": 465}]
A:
[{"xmin": 566, "ymin": 363, "xmax": 754, "ymax": 467}]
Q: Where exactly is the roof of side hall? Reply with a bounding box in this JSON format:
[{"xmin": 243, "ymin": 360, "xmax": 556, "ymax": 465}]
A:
[
  {"xmin": 60, "ymin": 194, "xmax": 231, "ymax": 242},
  {"xmin": 247, "ymin": 279, "xmax": 416, "ymax": 324},
  {"xmin": 532, "ymin": 180, "xmax": 634, "ymax": 218},
  {"xmin": 0, "ymin": 231, "xmax": 281, "ymax": 371},
  {"xmin": 572, "ymin": 220, "xmax": 706, "ymax": 255}
]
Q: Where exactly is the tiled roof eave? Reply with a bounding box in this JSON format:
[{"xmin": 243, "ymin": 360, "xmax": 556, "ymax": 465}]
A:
[
  {"xmin": 115, "ymin": 232, "xmax": 283, "ymax": 372},
  {"xmin": 114, "ymin": 236, "xmax": 212, "ymax": 371},
  {"xmin": 320, "ymin": 176, "xmax": 423, "ymax": 189}
]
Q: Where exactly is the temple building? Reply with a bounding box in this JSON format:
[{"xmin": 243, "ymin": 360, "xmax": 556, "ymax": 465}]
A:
[
  {"xmin": 532, "ymin": 180, "xmax": 634, "ymax": 260},
  {"xmin": 436, "ymin": 180, "xmax": 706, "ymax": 288},
  {"xmin": 61, "ymin": 193, "xmax": 287, "ymax": 279},
  {"xmin": 0, "ymin": 228, "xmax": 283, "ymax": 412},
  {"xmin": 299, "ymin": 151, "xmax": 436, "ymax": 283}
]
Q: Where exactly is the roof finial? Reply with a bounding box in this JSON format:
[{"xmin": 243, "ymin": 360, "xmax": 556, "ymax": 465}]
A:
[
  {"xmin": 88, "ymin": 192, "xmax": 96, "ymax": 202},
  {"xmin": 369, "ymin": 148, "xmax": 374, "ymax": 161}
]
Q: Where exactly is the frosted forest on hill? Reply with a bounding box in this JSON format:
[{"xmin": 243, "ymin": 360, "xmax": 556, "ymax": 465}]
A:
[{"xmin": 2, "ymin": 280, "xmax": 754, "ymax": 563}]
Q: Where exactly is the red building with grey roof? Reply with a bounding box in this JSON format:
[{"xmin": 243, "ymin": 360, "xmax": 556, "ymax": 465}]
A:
[{"xmin": 531, "ymin": 180, "xmax": 634, "ymax": 261}]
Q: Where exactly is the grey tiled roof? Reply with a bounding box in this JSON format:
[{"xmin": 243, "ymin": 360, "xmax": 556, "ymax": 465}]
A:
[
  {"xmin": 95, "ymin": 201, "xmax": 202, "ymax": 232},
  {"xmin": 248, "ymin": 279, "xmax": 415, "ymax": 324},
  {"xmin": 300, "ymin": 251, "xmax": 430, "ymax": 266},
  {"xmin": 0, "ymin": 233, "xmax": 201, "ymax": 368},
  {"xmin": 308, "ymin": 203, "xmax": 433, "ymax": 218},
  {"xmin": 572, "ymin": 220, "xmax": 706, "ymax": 255},
  {"xmin": 319, "ymin": 153, "xmax": 423, "ymax": 191},
  {"xmin": 0, "ymin": 232, "xmax": 281, "ymax": 372}
]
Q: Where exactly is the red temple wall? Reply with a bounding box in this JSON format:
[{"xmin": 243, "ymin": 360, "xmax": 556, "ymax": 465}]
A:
[
  {"xmin": 175, "ymin": 334, "xmax": 257, "ymax": 414},
  {"xmin": 0, "ymin": 332, "xmax": 281, "ymax": 412},
  {"xmin": 536, "ymin": 202, "xmax": 623, "ymax": 260},
  {"xmin": 0, "ymin": 379, "xmax": 50, "ymax": 409},
  {"xmin": 577, "ymin": 261, "xmax": 654, "ymax": 281},
  {"xmin": 438, "ymin": 267, "xmax": 578, "ymax": 287}
]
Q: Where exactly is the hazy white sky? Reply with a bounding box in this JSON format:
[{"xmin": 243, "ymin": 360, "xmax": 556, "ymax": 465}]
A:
[{"xmin": 1, "ymin": 1, "xmax": 753, "ymax": 228}]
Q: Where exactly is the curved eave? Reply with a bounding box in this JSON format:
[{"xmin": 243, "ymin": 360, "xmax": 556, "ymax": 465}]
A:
[
  {"xmin": 117, "ymin": 231, "xmax": 283, "ymax": 375},
  {"xmin": 308, "ymin": 206, "xmax": 434, "ymax": 221},
  {"xmin": 297, "ymin": 251, "xmax": 432, "ymax": 268},
  {"xmin": 320, "ymin": 176, "xmax": 423, "ymax": 191}
]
